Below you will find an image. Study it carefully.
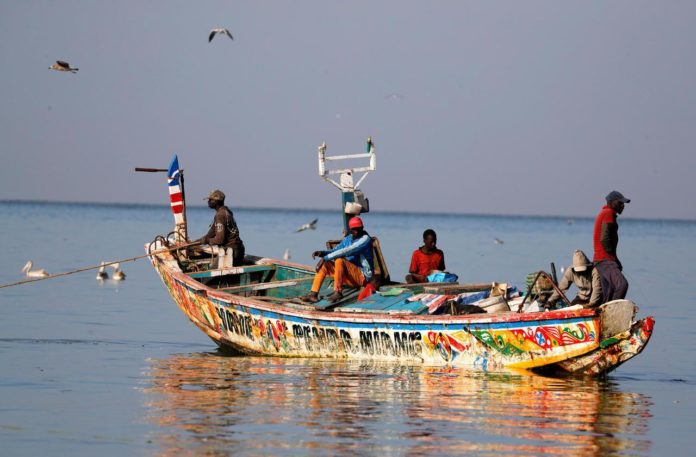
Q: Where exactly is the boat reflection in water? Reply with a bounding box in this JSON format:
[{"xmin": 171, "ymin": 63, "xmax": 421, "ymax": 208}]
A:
[{"xmin": 142, "ymin": 352, "xmax": 652, "ymax": 456}]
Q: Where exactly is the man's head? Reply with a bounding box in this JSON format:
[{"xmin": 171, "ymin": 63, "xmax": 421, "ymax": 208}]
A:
[
  {"xmin": 348, "ymin": 216, "xmax": 364, "ymax": 238},
  {"xmin": 606, "ymin": 190, "xmax": 630, "ymax": 214},
  {"xmin": 422, "ymin": 229, "xmax": 437, "ymax": 250},
  {"xmin": 206, "ymin": 189, "xmax": 225, "ymax": 209}
]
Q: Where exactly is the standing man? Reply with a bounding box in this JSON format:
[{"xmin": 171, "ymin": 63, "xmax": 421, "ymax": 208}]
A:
[
  {"xmin": 300, "ymin": 216, "xmax": 374, "ymax": 304},
  {"xmin": 198, "ymin": 189, "xmax": 245, "ymax": 266},
  {"xmin": 405, "ymin": 229, "xmax": 446, "ymax": 283},
  {"xmin": 593, "ymin": 190, "xmax": 630, "ymax": 302}
]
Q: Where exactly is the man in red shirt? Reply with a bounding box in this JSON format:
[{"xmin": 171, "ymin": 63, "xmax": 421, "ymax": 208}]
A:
[
  {"xmin": 406, "ymin": 229, "xmax": 446, "ymax": 283},
  {"xmin": 593, "ymin": 190, "xmax": 630, "ymax": 302}
]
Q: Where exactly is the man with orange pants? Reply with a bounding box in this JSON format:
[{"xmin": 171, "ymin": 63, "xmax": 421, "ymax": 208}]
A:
[{"xmin": 300, "ymin": 216, "xmax": 374, "ymax": 304}]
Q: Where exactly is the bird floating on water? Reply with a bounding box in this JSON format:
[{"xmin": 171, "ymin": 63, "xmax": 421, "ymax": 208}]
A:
[
  {"xmin": 96, "ymin": 262, "xmax": 109, "ymax": 281},
  {"xmin": 21, "ymin": 261, "xmax": 49, "ymax": 278},
  {"xmin": 209, "ymin": 28, "xmax": 233, "ymax": 42},
  {"xmin": 494, "ymin": 237, "xmax": 504, "ymax": 245},
  {"xmin": 49, "ymin": 60, "xmax": 79, "ymax": 73},
  {"xmin": 283, "ymin": 248, "xmax": 291, "ymax": 261},
  {"xmin": 295, "ymin": 218, "xmax": 318, "ymax": 233},
  {"xmin": 111, "ymin": 263, "xmax": 126, "ymax": 281}
]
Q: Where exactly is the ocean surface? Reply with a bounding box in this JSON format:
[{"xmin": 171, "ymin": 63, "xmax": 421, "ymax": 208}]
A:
[{"xmin": 0, "ymin": 201, "xmax": 694, "ymax": 456}]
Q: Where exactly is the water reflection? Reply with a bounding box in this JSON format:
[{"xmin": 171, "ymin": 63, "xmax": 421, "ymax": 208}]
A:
[{"xmin": 142, "ymin": 353, "xmax": 652, "ymax": 456}]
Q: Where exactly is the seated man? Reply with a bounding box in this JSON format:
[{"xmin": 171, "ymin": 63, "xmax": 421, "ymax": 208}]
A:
[
  {"xmin": 300, "ymin": 216, "xmax": 374, "ymax": 304},
  {"xmin": 197, "ymin": 189, "xmax": 245, "ymax": 266},
  {"xmin": 405, "ymin": 229, "xmax": 446, "ymax": 283},
  {"xmin": 546, "ymin": 249, "xmax": 603, "ymax": 309}
]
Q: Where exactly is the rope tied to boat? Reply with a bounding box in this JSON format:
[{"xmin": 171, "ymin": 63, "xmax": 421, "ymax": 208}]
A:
[{"xmin": 0, "ymin": 239, "xmax": 201, "ymax": 289}]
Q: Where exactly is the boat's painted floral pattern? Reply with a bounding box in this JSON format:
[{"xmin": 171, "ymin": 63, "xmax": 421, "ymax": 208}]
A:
[{"xmin": 470, "ymin": 323, "xmax": 598, "ymax": 356}]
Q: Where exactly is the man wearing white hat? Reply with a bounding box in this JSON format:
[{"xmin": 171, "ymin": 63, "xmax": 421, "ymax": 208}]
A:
[
  {"xmin": 546, "ymin": 250, "xmax": 603, "ymax": 309},
  {"xmin": 593, "ymin": 190, "xmax": 630, "ymax": 302}
]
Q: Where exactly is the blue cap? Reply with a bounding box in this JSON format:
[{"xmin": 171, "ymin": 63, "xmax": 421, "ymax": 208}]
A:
[{"xmin": 606, "ymin": 190, "xmax": 630, "ymax": 204}]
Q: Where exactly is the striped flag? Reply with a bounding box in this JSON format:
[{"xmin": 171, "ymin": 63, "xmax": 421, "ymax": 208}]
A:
[{"xmin": 167, "ymin": 154, "xmax": 185, "ymax": 225}]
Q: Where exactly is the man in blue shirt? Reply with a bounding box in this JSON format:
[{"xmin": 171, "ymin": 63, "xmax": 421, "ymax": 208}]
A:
[{"xmin": 300, "ymin": 217, "xmax": 374, "ymax": 303}]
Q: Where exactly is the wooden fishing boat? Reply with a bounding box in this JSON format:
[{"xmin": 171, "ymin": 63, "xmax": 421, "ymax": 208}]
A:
[{"xmin": 144, "ymin": 141, "xmax": 654, "ymax": 376}]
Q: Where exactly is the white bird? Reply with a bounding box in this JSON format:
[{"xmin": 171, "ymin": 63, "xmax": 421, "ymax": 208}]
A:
[
  {"xmin": 283, "ymin": 249, "xmax": 291, "ymax": 261},
  {"xmin": 385, "ymin": 92, "xmax": 405, "ymax": 101},
  {"xmin": 494, "ymin": 237, "xmax": 504, "ymax": 245},
  {"xmin": 110, "ymin": 263, "xmax": 126, "ymax": 281},
  {"xmin": 97, "ymin": 262, "xmax": 109, "ymax": 281},
  {"xmin": 295, "ymin": 218, "xmax": 318, "ymax": 233},
  {"xmin": 21, "ymin": 261, "xmax": 49, "ymax": 278},
  {"xmin": 49, "ymin": 60, "xmax": 78, "ymax": 73},
  {"xmin": 209, "ymin": 28, "xmax": 233, "ymax": 42}
]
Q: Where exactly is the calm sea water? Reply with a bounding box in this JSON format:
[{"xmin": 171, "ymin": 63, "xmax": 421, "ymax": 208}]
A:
[{"xmin": 0, "ymin": 201, "xmax": 694, "ymax": 456}]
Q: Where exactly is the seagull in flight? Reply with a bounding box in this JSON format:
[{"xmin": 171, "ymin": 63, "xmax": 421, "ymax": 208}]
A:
[
  {"xmin": 295, "ymin": 218, "xmax": 318, "ymax": 233},
  {"xmin": 494, "ymin": 237, "xmax": 504, "ymax": 245},
  {"xmin": 209, "ymin": 28, "xmax": 234, "ymax": 42},
  {"xmin": 49, "ymin": 60, "xmax": 79, "ymax": 73}
]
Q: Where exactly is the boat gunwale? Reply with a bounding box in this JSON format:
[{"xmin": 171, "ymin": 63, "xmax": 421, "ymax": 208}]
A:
[{"xmin": 153, "ymin": 251, "xmax": 599, "ymax": 326}]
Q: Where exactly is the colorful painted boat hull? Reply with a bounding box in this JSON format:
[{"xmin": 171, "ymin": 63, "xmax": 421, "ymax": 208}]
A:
[{"xmin": 150, "ymin": 251, "xmax": 622, "ymax": 373}]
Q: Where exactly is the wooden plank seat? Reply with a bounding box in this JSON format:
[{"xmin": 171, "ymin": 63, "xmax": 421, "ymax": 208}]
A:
[
  {"xmin": 216, "ymin": 277, "xmax": 314, "ymax": 292},
  {"xmin": 188, "ymin": 264, "xmax": 276, "ymax": 279},
  {"xmin": 338, "ymin": 291, "xmax": 425, "ymax": 314}
]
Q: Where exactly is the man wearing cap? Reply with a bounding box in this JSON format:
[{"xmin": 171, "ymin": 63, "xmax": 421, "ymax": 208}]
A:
[
  {"xmin": 593, "ymin": 190, "xmax": 630, "ymax": 302},
  {"xmin": 300, "ymin": 216, "xmax": 374, "ymax": 304},
  {"xmin": 546, "ymin": 250, "xmax": 602, "ymax": 309},
  {"xmin": 198, "ymin": 189, "xmax": 245, "ymax": 266}
]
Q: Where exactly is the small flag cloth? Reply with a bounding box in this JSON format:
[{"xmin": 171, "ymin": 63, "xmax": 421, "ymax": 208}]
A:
[{"xmin": 167, "ymin": 154, "xmax": 185, "ymax": 224}]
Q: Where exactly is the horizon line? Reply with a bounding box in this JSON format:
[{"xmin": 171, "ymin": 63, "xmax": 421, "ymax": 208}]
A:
[{"xmin": 2, "ymin": 199, "xmax": 694, "ymax": 223}]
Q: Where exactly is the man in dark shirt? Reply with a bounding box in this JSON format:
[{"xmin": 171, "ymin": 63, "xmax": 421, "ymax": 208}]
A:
[
  {"xmin": 593, "ymin": 190, "xmax": 630, "ymax": 302},
  {"xmin": 198, "ymin": 189, "xmax": 245, "ymax": 266}
]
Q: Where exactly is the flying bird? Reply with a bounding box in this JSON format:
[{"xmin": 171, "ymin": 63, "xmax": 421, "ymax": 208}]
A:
[
  {"xmin": 21, "ymin": 261, "xmax": 49, "ymax": 278},
  {"xmin": 384, "ymin": 92, "xmax": 405, "ymax": 101},
  {"xmin": 295, "ymin": 218, "xmax": 318, "ymax": 233},
  {"xmin": 209, "ymin": 28, "xmax": 234, "ymax": 42},
  {"xmin": 49, "ymin": 60, "xmax": 79, "ymax": 73},
  {"xmin": 110, "ymin": 263, "xmax": 126, "ymax": 281},
  {"xmin": 96, "ymin": 262, "xmax": 109, "ymax": 281},
  {"xmin": 494, "ymin": 237, "xmax": 504, "ymax": 245}
]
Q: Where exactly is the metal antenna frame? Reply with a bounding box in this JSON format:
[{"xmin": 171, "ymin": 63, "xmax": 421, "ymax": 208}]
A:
[
  {"xmin": 317, "ymin": 137, "xmax": 376, "ymax": 192},
  {"xmin": 317, "ymin": 137, "xmax": 376, "ymax": 232}
]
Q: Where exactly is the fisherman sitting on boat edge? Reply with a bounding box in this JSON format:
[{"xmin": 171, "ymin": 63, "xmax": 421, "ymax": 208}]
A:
[
  {"xmin": 197, "ymin": 189, "xmax": 245, "ymax": 266},
  {"xmin": 300, "ymin": 216, "xmax": 374, "ymax": 304},
  {"xmin": 545, "ymin": 250, "xmax": 602, "ymax": 309},
  {"xmin": 405, "ymin": 229, "xmax": 446, "ymax": 284}
]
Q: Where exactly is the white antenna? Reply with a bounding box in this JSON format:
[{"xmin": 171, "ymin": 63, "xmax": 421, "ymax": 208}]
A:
[
  {"xmin": 318, "ymin": 137, "xmax": 376, "ymax": 191},
  {"xmin": 317, "ymin": 137, "xmax": 376, "ymax": 231}
]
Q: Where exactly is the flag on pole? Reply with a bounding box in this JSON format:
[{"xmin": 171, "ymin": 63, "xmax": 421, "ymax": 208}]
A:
[{"xmin": 167, "ymin": 154, "xmax": 185, "ymax": 226}]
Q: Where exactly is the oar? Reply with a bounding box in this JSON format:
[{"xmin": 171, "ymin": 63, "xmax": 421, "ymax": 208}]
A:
[{"xmin": 0, "ymin": 241, "xmax": 202, "ymax": 289}]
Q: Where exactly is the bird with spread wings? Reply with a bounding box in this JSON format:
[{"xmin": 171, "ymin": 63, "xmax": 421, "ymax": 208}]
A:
[
  {"xmin": 209, "ymin": 28, "xmax": 234, "ymax": 42},
  {"xmin": 295, "ymin": 218, "xmax": 318, "ymax": 233}
]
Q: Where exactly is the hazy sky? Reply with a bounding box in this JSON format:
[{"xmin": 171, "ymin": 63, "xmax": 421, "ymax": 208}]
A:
[{"xmin": 1, "ymin": 1, "xmax": 694, "ymax": 220}]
